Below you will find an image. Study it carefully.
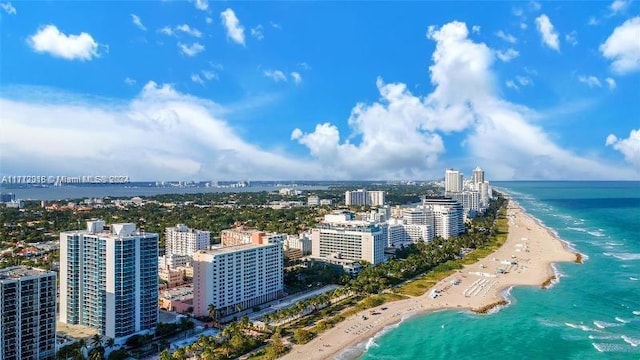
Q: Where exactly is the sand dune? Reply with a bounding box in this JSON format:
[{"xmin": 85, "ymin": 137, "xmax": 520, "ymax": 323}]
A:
[{"xmin": 280, "ymin": 200, "xmax": 577, "ymax": 360}]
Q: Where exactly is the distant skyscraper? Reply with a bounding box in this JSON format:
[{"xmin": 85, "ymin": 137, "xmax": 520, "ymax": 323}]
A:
[
  {"xmin": 472, "ymin": 166, "xmax": 485, "ymax": 189},
  {"xmin": 445, "ymin": 169, "xmax": 463, "ymax": 193},
  {"xmin": 60, "ymin": 220, "xmax": 158, "ymax": 339},
  {"xmin": 165, "ymin": 224, "xmax": 210, "ymax": 258},
  {"xmin": 0, "ymin": 266, "xmax": 56, "ymax": 360}
]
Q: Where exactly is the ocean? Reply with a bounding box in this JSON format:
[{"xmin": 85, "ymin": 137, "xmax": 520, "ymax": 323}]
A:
[{"xmin": 354, "ymin": 181, "xmax": 640, "ymax": 360}]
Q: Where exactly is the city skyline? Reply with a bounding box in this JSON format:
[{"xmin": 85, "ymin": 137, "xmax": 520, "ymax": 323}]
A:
[{"xmin": 1, "ymin": 1, "xmax": 639, "ymax": 181}]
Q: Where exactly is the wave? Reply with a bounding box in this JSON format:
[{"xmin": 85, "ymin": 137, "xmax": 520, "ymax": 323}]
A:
[
  {"xmin": 603, "ymin": 252, "xmax": 640, "ymax": 261},
  {"xmin": 593, "ymin": 321, "xmax": 622, "ymax": 329},
  {"xmin": 633, "ymin": 311, "xmax": 640, "ymax": 316},
  {"xmin": 336, "ymin": 313, "xmax": 415, "ymax": 359},
  {"xmin": 622, "ymin": 335, "xmax": 640, "ymax": 347},
  {"xmin": 589, "ymin": 334, "xmax": 622, "ymax": 340},
  {"xmin": 587, "ymin": 230, "xmax": 605, "ymax": 237},
  {"xmin": 615, "ymin": 317, "xmax": 629, "ymax": 324},
  {"xmin": 592, "ymin": 343, "xmax": 633, "ymax": 353},
  {"xmin": 565, "ymin": 322, "xmax": 600, "ymax": 332},
  {"xmin": 630, "ymin": 277, "xmax": 638, "ymax": 281}
]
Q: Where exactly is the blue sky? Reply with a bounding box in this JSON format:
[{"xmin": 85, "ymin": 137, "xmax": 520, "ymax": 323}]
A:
[{"xmin": 0, "ymin": 0, "xmax": 639, "ymax": 181}]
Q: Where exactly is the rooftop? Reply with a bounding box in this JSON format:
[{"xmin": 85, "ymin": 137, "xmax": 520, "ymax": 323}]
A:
[
  {"xmin": 0, "ymin": 266, "xmax": 54, "ymax": 281},
  {"xmin": 196, "ymin": 242, "xmax": 276, "ymax": 255}
]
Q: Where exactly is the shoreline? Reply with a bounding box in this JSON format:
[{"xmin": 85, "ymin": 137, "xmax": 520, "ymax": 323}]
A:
[{"xmin": 280, "ymin": 198, "xmax": 578, "ymax": 360}]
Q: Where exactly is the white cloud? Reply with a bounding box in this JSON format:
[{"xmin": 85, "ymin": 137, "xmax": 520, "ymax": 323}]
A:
[
  {"xmin": 505, "ymin": 80, "xmax": 519, "ymax": 90},
  {"xmin": 600, "ymin": 17, "xmax": 640, "ymax": 74},
  {"xmin": 124, "ymin": 77, "xmax": 136, "ymax": 86},
  {"xmin": 131, "ymin": 14, "xmax": 147, "ymax": 31},
  {"xmin": 191, "ymin": 74, "xmax": 205, "ymax": 85},
  {"xmin": 471, "ymin": 25, "xmax": 481, "ymax": 34},
  {"xmin": 516, "ymin": 76, "xmax": 533, "ymax": 87},
  {"xmin": 220, "ymin": 8, "xmax": 245, "ymax": 45},
  {"xmin": 298, "ymin": 62, "xmax": 311, "ymax": 70},
  {"xmin": 1, "ymin": 2, "xmax": 16, "ymax": 15},
  {"xmin": 176, "ymin": 24, "xmax": 202, "ymax": 38},
  {"xmin": 535, "ymin": 14, "xmax": 560, "ymax": 51},
  {"xmin": 0, "ymin": 83, "xmax": 317, "ymax": 180},
  {"xmin": 264, "ymin": 69, "xmax": 287, "ymax": 82},
  {"xmin": 496, "ymin": 48, "xmax": 519, "ymax": 62},
  {"xmin": 158, "ymin": 26, "xmax": 174, "ymax": 36},
  {"xmin": 159, "ymin": 24, "xmax": 202, "ymax": 38},
  {"xmin": 529, "ymin": 1, "xmax": 542, "ymax": 11},
  {"xmin": 606, "ymin": 129, "xmax": 640, "ymax": 170},
  {"xmin": 28, "ymin": 25, "xmax": 101, "ymax": 61},
  {"xmin": 520, "ymin": 22, "xmax": 528, "ymax": 30},
  {"xmin": 496, "ymin": 30, "xmax": 517, "ymax": 44},
  {"xmin": 291, "ymin": 21, "xmax": 635, "ymax": 179},
  {"xmin": 251, "ymin": 25, "xmax": 264, "ymax": 40},
  {"xmin": 565, "ymin": 31, "xmax": 578, "ymax": 46},
  {"xmin": 290, "ymin": 72, "xmax": 302, "ymax": 85},
  {"xmin": 270, "ymin": 22, "xmax": 281, "ymax": 29},
  {"xmin": 206, "ymin": 17, "xmax": 213, "ymax": 24},
  {"xmin": 605, "ymin": 77, "xmax": 617, "ymax": 89},
  {"xmin": 578, "ymin": 75, "xmax": 602, "ymax": 88},
  {"xmin": 610, "ymin": 0, "xmax": 630, "ymax": 14},
  {"xmin": 202, "ymin": 70, "xmax": 218, "ymax": 81},
  {"xmin": 178, "ymin": 42, "xmax": 205, "ymax": 56},
  {"xmin": 194, "ymin": 0, "xmax": 208, "ymax": 11}
]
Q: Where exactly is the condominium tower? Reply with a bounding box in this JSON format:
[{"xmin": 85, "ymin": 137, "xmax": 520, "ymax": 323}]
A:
[
  {"xmin": 345, "ymin": 189, "xmax": 385, "ymax": 207},
  {"xmin": 423, "ymin": 198, "xmax": 465, "ymax": 239},
  {"xmin": 311, "ymin": 214, "xmax": 386, "ymax": 265},
  {"xmin": 192, "ymin": 243, "xmax": 284, "ymax": 317},
  {"xmin": 444, "ymin": 169, "xmax": 464, "ymax": 194},
  {"xmin": 165, "ymin": 224, "xmax": 210, "ymax": 257},
  {"xmin": 59, "ymin": 220, "xmax": 158, "ymax": 339},
  {"xmin": 0, "ymin": 267, "xmax": 56, "ymax": 360}
]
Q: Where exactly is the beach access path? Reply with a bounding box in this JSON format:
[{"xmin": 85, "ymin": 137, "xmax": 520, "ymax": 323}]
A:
[{"xmin": 280, "ymin": 199, "xmax": 577, "ymax": 360}]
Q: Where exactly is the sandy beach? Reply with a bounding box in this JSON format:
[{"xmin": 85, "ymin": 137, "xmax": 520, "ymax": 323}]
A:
[{"xmin": 281, "ymin": 200, "xmax": 577, "ymax": 360}]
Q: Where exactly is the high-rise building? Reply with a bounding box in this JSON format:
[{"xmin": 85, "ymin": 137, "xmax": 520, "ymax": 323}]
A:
[
  {"xmin": 311, "ymin": 215, "xmax": 386, "ymax": 264},
  {"xmin": 165, "ymin": 224, "xmax": 210, "ymax": 258},
  {"xmin": 345, "ymin": 190, "xmax": 385, "ymax": 207},
  {"xmin": 59, "ymin": 220, "xmax": 158, "ymax": 339},
  {"xmin": 192, "ymin": 243, "xmax": 284, "ymax": 318},
  {"xmin": 472, "ymin": 166, "xmax": 485, "ymax": 189},
  {"xmin": 0, "ymin": 266, "xmax": 56, "ymax": 360},
  {"xmin": 423, "ymin": 198, "xmax": 465, "ymax": 239},
  {"xmin": 444, "ymin": 169, "xmax": 463, "ymax": 193}
]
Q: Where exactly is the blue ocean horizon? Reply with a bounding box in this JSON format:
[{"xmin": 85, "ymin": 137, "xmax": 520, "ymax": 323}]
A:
[{"xmin": 353, "ymin": 181, "xmax": 640, "ymax": 360}]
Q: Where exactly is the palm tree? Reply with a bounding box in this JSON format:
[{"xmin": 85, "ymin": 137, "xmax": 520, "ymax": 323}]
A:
[
  {"xmin": 105, "ymin": 338, "xmax": 115, "ymax": 353},
  {"xmin": 208, "ymin": 303, "xmax": 219, "ymax": 328},
  {"xmin": 90, "ymin": 334, "xmax": 102, "ymax": 348}
]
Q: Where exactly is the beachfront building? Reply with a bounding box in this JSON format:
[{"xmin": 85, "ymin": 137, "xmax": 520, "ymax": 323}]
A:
[
  {"xmin": 284, "ymin": 234, "xmax": 312, "ymax": 255},
  {"xmin": 192, "ymin": 243, "xmax": 284, "ymax": 318},
  {"xmin": 422, "ymin": 198, "xmax": 465, "ymax": 239},
  {"xmin": 0, "ymin": 266, "xmax": 57, "ymax": 360},
  {"xmin": 310, "ymin": 213, "xmax": 386, "ymax": 265},
  {"xmin": 165, "ymin": 224, "xmax": 210, "ymax": 258},
  {"xmin": 59, "ymin": 220, "xmax": 158, "ymax": 339},
  {"xmin": 345, "ymin": 189, "xmax": 385, "ymax": 207}
]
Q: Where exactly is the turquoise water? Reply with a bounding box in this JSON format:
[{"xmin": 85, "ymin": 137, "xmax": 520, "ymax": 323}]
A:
[{"xmin": 355, "ymin": 181, "xmax": 640, "ymax": 360}]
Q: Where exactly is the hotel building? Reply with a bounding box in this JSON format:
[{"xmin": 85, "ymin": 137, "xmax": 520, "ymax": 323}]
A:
[
  {"xmin": 422, "ymin": 198, "xmax": 465, "ymax": 239},
  {"xmin": 310, "ymin": 213, "xmax": 386, "ymax": 265},
  {"xmin": 192, "ymin": 243, "xmax": 284, "ymax": 317},
  {"xmin": 0, "ymin": 266, "xmax": 56, "ymax": 360},
  {"xmin": 59, "ymin": 220, "xmax": 158, "ymax": 339}
]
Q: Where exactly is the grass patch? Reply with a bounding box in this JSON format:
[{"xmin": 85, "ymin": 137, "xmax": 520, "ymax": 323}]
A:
[{"xmin": 341, "ymin": 293, "xmax": 407, "ymax": 318}]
